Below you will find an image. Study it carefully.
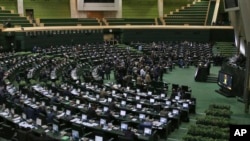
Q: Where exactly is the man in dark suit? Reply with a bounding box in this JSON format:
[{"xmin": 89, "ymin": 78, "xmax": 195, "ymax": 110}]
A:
[
  {"xmin": 50, "ymin": 94, "xmax": 60, "ymax": 105},
  {"xmin": 87, "ymin": 104, "xmax": 98, "ymax": 119},
  {"xmin": 108, "ymin": 101, "xmax": 116, "ymax": 111},
  {"xmin": 123, "ymin": 127, "xmax": 136, "ymax": 141},
  {"xmin": 46, "ymin": 108, "xmax": 56, "ymax": 124}
]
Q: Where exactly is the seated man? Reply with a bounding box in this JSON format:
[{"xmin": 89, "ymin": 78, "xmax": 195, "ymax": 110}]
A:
[
  {"xmin": 108, "ymin": 101, "xmax": 116, "ymax": 111},
  {"xmin": 46, "ymin": 108, "xmax": 56, "ymax": 124},
  {"xmin": 87, "ymin": 104, "xmax": 98, "ymax": 120},
  {"xmin": 104, "ymin": 110, "xmax": 115, "ymax": 123},
  {"xmin": 139, "ymin": 119, "xmax": 153, "ymax": 130},
  {"xmin": 123, "ymin": 127, "xmax": 136, "ymax": 141}
]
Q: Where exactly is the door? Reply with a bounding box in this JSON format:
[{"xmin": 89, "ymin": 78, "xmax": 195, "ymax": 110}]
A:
[{"xmin": 25, "ymin": 9, "xmax": 34, "ymax": 20}]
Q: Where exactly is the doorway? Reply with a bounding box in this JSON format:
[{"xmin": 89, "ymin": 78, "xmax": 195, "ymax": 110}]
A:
[{"xmin": 25, "ymin": 9, "xmax": 34, "ymax": 20}]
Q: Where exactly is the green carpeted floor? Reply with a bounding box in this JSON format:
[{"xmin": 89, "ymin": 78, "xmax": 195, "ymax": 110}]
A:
[
  {"xmin": 105, "ymin": 65, "xmax": 250, "ymax": 141},
  {"xmin": 164, "ymin": 65, "xmax": 250, "ymax": 141}
]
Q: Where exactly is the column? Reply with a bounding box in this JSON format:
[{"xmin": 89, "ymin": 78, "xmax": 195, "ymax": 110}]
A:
[
  {"xmin": 17, "ymin": 0, "xmax": 24, "ymax": 15},
  {"xmin": 116, "ymin": 0, "xmax": 122, "ymax": 18},
  {"xmin": 239, "ymin": 0, "xmax": 250, "ymax": 113},
  {"xmin": 70, "ymin": 0, "xmax": 78, "ymax": 18},
  {"xmin": 158, "ymin": 0, "xmax": 164, "ymax": 17}
]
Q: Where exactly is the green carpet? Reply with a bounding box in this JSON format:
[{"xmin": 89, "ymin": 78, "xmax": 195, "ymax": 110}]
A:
[{"xmin": 165, "ymin": 65, "xmax": 250, "ymax": 141}]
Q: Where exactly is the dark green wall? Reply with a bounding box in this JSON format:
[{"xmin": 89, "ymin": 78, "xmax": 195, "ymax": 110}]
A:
[
  {"xmin": 122, "ymin": 29, "xmax": 212, "ymax": 43},
  {"xmin": 16, "ymin": 30, "xmax": 103, "ymax": 51},
  {"xmin": 1, "ymin": 28, "xmax": 234, "ymax": 51}
]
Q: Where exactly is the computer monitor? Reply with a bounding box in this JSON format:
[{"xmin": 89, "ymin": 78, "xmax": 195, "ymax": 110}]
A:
[
  {"xmin": 11, "ymin": 108, "xmax": 15, "ymax": 114},
  {"xmin": 41, "ymin": 101, "xmax": 45, "ymax": 106},
  {"xmin": 86, "ymin": 91, "xmax": 89, "ymax": 95},
  {"xmin": 95, "ymin": 135, "xmax": 103, "ymax": 141},
  {"xmin": 136, "ymin": 96, "xmax": 140, "ymax": 100},
  {"xmin": 66, "ymin": 109, "xmax": 71, "ymax": 116},
  {"xmin": 161, "ymin": 93, "xmax": 165, "ymax": 98},
  {"xmin": 121, "ymin": 123, "xmax": 128, "ymax": 131},
  {"xmin": 166, "ymin": 101, "xmax": 171, "ymax": 105},
  {"xmin": 108, "ymin": 97, "xmax": 112, "ymax": 103},
  {"xmin": 224, "ymin": 0, "xmax": 239, "ymax": 12},
  {"xmin": 123, "ymin": 93, "xmax": 127, "ymax": 97},
  {"xmin": 120, "ymin": 110, "xmax": 126, "ymax": 117},
  {"xmin": 65, "ymin": 96, "xmax": 69, "ymax": 101},
  {"xmin": 148, "ymin": 91, "xmax": 152, "ymax": 95},
  {"xmin": 36, "ymin": 118, "xmax": 42, "ymax": 126},
  {"xmin": 136, "ymin": 104, "xmax": 142, "ymax": 109},
  {"xmin": 96, "ymin": 94, "xmax": 100, "ymax": 99},
  {"xmin": 172, "ymin": 109, "xmax": 179, "ymax": 115},
  {"xmin": 22, "ymin": 113, "xmax": 26, "ymax": 120},
  {"xmin": 144, "ymin": 128, "xmax": 152, "ymax": 136},
  {"xmin": 160, "ymin": 117, "xmax": 167, "ymax": 124},
  {"xmin": 72, "ymin": 130, "xmax": 79, "ymax": 140},
  {"xmin": 139, "ymin": 114, "xmax": 145, "ymax": 120},
  {"xmin": 76, "ymin": 99, "xmax": 80, "ymax": 105},
  {"xmin": 136, "ymin": 89, "xmax": 140, "ymax": 93},
  {"xmin": 183, "ymin": 103, "xmax": 189, "ymax": 108},
  {"xmin": 103, "ymin": 106, "xmax": 109, "ymax": 112},
  {"xmin": 175, "ymin": 96, "xmax": 180, "ymax": 100},
  {"xmin": 53, "ymin": 105, "xmax": 57, "ymax": 111},
  {"xmin": 52, "ymin": 123, "xmax": 59, "ymax": 133},
  {"xmin": 100, "ymin": 118, "xmax": 106, "ymax": 125},
  {"xmin": 121, "ymin": 100, "xmax": 126, "ymax": 106},
  {"xmin": 82, "ymin": 114, "xmax": 87, "ymax": 121},
  {"xmin": 150, "ymin": 98, "xmax": 155, "ymax": 103}
]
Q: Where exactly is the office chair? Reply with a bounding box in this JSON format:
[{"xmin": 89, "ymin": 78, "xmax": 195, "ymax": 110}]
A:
[
  {"xmin": 12, "ymin": 128, "xmax": 29, "ymax": 141},
  {"xmin": 118, "ymin": 135, "xmax": 134, "ymax": 141},
  {"xmin": 0, "ymin": 123, "xmax": 15, "ymax": 139},
  {"xmin": 38, "ymin": 113, "xmax": 47, "ymax": 125},
  {"xmin": 172, "ymin": 84, "xmax": 179, "ymax": 91},
  {"xmin": 181, "ymin": 85, "xmax": 189, "ymax": 92}
]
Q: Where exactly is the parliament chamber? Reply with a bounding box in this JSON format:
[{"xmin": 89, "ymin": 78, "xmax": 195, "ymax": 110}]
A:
[{"xmin": 0, "ymin": 0, "xmax": 250, "ymax": 141}]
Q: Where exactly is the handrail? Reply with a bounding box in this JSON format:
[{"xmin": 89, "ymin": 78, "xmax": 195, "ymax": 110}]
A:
[
  {"xmin": 2, "ymin": 25, "xmax": 234, "ymax": 32},
  {"xmin": 212, "ymin": 0, "xmax": 221, "ymax": 25},
  {"xmin": 204, "ymin": 0, "xmax": 211, "ymax": 25}
]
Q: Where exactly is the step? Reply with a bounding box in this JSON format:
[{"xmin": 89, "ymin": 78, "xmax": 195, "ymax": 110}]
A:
[{"xmin": 206, "ymin": 76, "xmax": 218, "ymax": 83}]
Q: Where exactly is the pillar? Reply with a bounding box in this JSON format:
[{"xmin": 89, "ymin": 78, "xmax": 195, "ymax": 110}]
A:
[
  {"xmin": 158, "ymin": 0, "xmax": 164, "ymax": 17},
  {"xmin": 17, "ymin": 0, "xmax": 24, "ymax": 15}
]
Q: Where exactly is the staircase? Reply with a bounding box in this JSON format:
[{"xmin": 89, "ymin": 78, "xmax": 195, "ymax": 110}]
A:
[
  {"xmin": 213, "ymin": 42, "xmax": 237, "ymax": 57},
  {"xmin": 163, "ymin": 0, "xmax": 210, "ymax": 25},
  {"xmin": 206, "ymin": 75, "xmax": 218, "ymax": 83},
  {"xmin": 0, "ymin": 6, "xmax": 34, "ymax": 27}
]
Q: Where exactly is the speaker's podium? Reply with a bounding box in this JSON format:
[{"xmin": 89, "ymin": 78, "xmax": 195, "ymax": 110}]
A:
[{"xmin": 194, "ymin": 62, "xmax": 210, "ymax": 82}]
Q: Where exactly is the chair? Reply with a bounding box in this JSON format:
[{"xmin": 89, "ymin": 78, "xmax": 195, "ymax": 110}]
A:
[
  {"xmin": 118, "ymin": 135, "xmax": 133, "ymax": 141},
  {"xmin": 0, "ymin": 124, "xmax": 15, "ymax": 139},
  {"xmin": 38, "ymin": 113, "xmax": 47, "ymax": 125},
  {"xmin": 71, "ymin": 123, "xmax": 84, "ymax": 137},
  {"xmin": 172, "ymin": 84, "xmax": 179, "ymax": 90},
  {"xmin": 14, "ymin": 129, "xmax": 29, "ymax": 141},
  {"xmin": 181, "ymin": 85, "xmax": 189, "ymax": 92}
]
